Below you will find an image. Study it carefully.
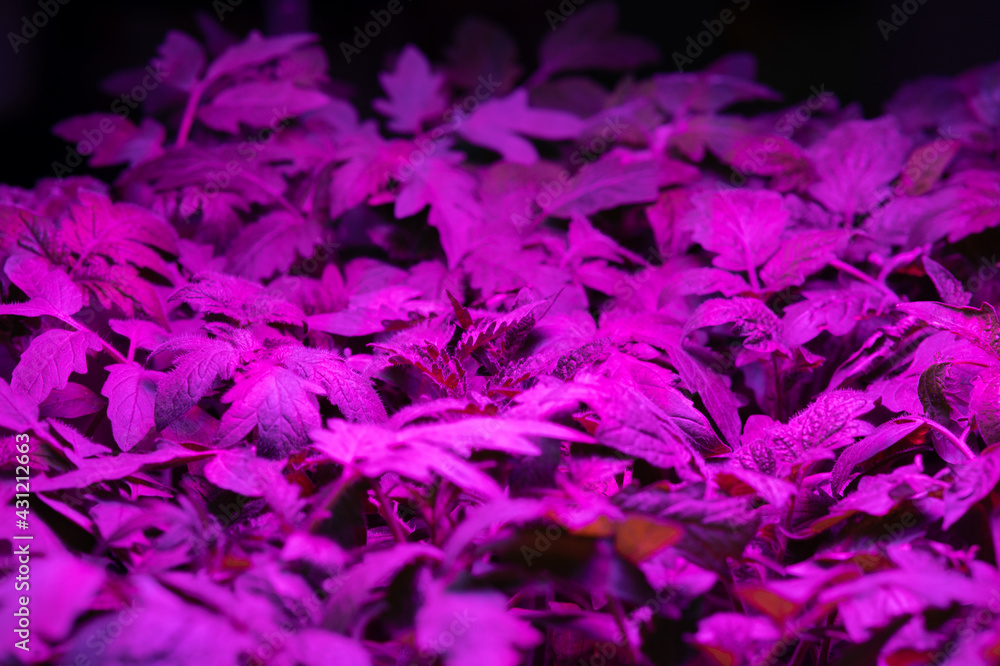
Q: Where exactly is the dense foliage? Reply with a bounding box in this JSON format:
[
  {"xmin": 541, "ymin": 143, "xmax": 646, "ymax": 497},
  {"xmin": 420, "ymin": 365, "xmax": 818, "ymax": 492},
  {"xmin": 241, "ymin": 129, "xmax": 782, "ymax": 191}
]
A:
[{"xmin": 3, "ymin": 4, "xmax": 1000, "ymax": 664}]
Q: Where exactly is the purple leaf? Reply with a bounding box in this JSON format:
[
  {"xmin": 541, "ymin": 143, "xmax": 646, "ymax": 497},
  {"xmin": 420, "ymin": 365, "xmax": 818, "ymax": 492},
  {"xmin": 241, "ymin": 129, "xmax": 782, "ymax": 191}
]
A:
[
  {"xmin": 684, "ymin": 297, "xmax": 784, "ymax": 353},
  {"xmin": 928, "ymin": 170, "xmax": 1000, "ymax": 243},
  {"xmin": 154, "ymin": 339, "xmax": 238, "ymax": 429},
  {"xmin": 653, "ymin": 73, "xmax": 781, "ymax": 115},
  {"xmin": 545, "ymin": 152, "xmax": 660, "ymax": 218},
  {"xmin": 152, "ymin": 30, "xmax": 206, "ymax": 92},
  {"xmin": 456, "ymin": 88, "xmax": 585, "ymax": 164},
  {"xmin": 806, "ymin": 116, "xmax": 910, "ymax": 216},
  {"xmin": 534, "ymin": 2, "xmax": 659, "ymax": 84},
  {"xmin": 394, "ymin": 152, "xmax": 482, "ymax": 269},
  {"xmin": 278, "ymin": 346, "xmax": 387, "ymax": 423},
  {"xmin": 203, "ymin": 448, "xmax": 287, "ymax": 496},
  {"xmin": 897, "ymin": 300, "xmax": 1000, "ymax": 359},
  {"xmin": 663, "ymin": 343, "xmax": 743, "ymax": 448},
  {"xmin": 0, "ymin": 377, "xmax": 38, "ymax": 431},
  {"xmin": 225, "ymin": 213, "xmax": 322, "ymax": 280},
  {"xmin": 39, "ymin": 382, "xmax": 105, "ymax": 420},
  {"xmin": 782, "ymin": 282, "xmax": 892, "ymax": 347},
  {"xmin": 942, "ymin": 450, "xmax": 1000, "ymax": 529},
  {"xmin": 416, "ymin": 584, "xmax": 543, "ymax": 666},
  {"xmin": 690, "ymin": 189, "xmax": 789, "ymax": 278},
  {"xmin": 217, "ymin": 364, "xmax": 324, "ymax": 457},
  {"xmin": 11, "ymin": 329, "xmax": 102, "ymax": 402},
  {"xmin": 197, "ymin": 81, "xmax": 330, "ymax": 133},
  {"xmin": 101, "ymin": 364, "xmax": 160, "ymax": 451},
  {"xmin": 168, "ymin": 271, "xmax": 305, "ymax": 326},
  {"xmin": 921, "ymin": 256, "xmax": 972, "ymax": 306},
  {"xmin": 1, "ymin": 254, "xmax": 83, "ymax": 318},
  {"xmin": 760, "ymin": 229, "xmax": 850, "ymax": 290},
  {"xmin": 971, "ymin": 367, "xmax": 1000, "ymax": 447},
  {"xmin": 203, "ymin": 30, "xmax": 316, "ymax": 82},
  {"xmin": 372, "ymin": 44, "xmax": 448, "ymax": 134},
  {"xmin": 830, "ymin": 418, "xmax": 924, "ymax": 496}
]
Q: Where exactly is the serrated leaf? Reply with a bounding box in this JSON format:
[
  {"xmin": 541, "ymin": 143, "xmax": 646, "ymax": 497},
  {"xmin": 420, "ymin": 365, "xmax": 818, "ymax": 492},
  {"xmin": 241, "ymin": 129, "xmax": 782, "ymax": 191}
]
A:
[
  {"xmin": 684, "ymin": 297, "xmax": 784, "ymax": 353},
  {"xmin": 168, "ymin": 271, "xmax": 305, "ymax": 326},
  {"xmin": 279, "ymin": 347, "xmax": 387, "ymax": 424},
  {"xmin": 2, "ymin": 254, "xmax": 83, "ymax": 318},
  {"xmin": 760, "ymin": 229, "xmax": 850, "ymax": 290},
  {"xmin": 217, "ymin": 364, "xmax": 324, "ymax": 458},
  {"xmin": 922, "ymin": 256, "xmax": 972, "ymax": 306},
  {"xmin": 372, "ymin": 44, "xmax": 447, "ymax": 134},
  {"xmin": 197, "ymin": 81, "xmax": 330, "ymax": 134},
  {"xmin": 155, "ymin": 339, "xmax": 238, "ymax": 429},
  {"xmin": 101, "ymin": 364, "xmax": 159, "ymax": 451},
  {"xmin": 690, "ymin": 189, "xmax": 789, "ymax": 277},
  {"xmin": 11, "ymin": 329, "xmax": 102, "ymax": 402},
  {"xmin": 897, "ymin": 300, "xmax": 1000, "ymax": 358}
]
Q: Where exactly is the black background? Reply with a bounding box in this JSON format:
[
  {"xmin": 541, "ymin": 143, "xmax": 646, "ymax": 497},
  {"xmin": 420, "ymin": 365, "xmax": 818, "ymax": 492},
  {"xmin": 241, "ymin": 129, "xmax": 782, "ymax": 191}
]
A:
[{"xmin": 1, "ymin": 0, "xmax": 998, "ymax": 188}]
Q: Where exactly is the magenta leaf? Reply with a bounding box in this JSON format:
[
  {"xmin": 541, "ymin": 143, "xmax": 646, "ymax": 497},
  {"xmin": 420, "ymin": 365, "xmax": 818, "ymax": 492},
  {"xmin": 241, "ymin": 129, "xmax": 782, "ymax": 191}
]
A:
[
  {"xmin": 203, "ymin": 448, "xmax": 287, "ymax": 497},
  {"xmin": 0, "ymin": 254, "xmax": 83, "ymax": 318},
  {"xmin": 101, "ymin": 363, "xmax": 160, "ymax": 451},
  {"xmin": 278, "ymin": 346, "xmax": 387, "ymax": 423},
  {"xmin": 456, "ymin": 88, "xmax": 585, "ymax": 164},
  {"xmin": 534, "ymin": 2, "xmax": 659, "ymax": 84},
  {"xmin": 225, "ymin": 212, "xmax": 322, "ymax": 280},
  {"xmin": 39, "ymin": 382, "xmax": 105, "ymax": 420},
  {"xmin": 690, "ymin": 189, "xmax": 789, "ymax": 283},
  {"xmin": 168, "ymin": 271, "xmax": 305, "ymax": 326},
  {"xmin": 830, "ymin": 418, "xmax": 924, "ymax": 496},
  {"xmin": 197, "ymin": 80, "xmax": 330, "ymax": 133},
  {"xmin": 806, "ymin": 116, "xmax": 910, "ymax": 216},
  {"xmin": 217, "ymin": 363, "xmax": 324, "ymax": 457},
  {"xmin": 11, "ymin": 329, "xmax": 102, "ymax": 403},
  {"xmin": 0, "ymin": 377, "xmax": 38, "ymax": 431},
  {"xmin": 760, "ymin": 229, "xmax": 850, "ymax": 290},
  {"xmin": 372, "ymin": 44, "xmax": 448, "ymax": 134},
  {"xmin": 394, "ymin": 152, "xmax": 482, "ymax": 269},
  {"xmin": 653, "ymin": 72, "xmax": 781, "ymax": 115},
  {"xmin": 921, "ymin": 255, "xmax": 972, "ymax": 306},
  {"xmin": 154, "ymin": 339, "xmax": 238, "ymax": 429},
  {"xmin": 152, "ymin": 30, "xmax": 206, "ymax": 92},
  {"xmin": 415, "ymin": 584, "xmax": 543, "ymax": 666},
  {"xmin": 684, "ymin": 297, "xmax": 784, "ymax": 353},
  {"xmin": 203, "ymin": 30, "xmax": 317, "ymax": 82},
  {"xmin": 970, "ymin": 367, "xmax": 1000, "ymax": 447},
  {"xmin": 545, "ymin": 152, "xmax": 660, "ymax": 218},
  {"xmin": 897, "ymin": 300, "xmax": 1000, "ymax": 359}
]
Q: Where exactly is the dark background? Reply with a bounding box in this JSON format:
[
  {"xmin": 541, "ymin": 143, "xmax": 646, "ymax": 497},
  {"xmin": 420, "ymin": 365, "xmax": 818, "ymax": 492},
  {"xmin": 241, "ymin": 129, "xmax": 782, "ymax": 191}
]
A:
[{"xmin": 2, "ymin": 0, "xmax": 998, "ymax": 188}]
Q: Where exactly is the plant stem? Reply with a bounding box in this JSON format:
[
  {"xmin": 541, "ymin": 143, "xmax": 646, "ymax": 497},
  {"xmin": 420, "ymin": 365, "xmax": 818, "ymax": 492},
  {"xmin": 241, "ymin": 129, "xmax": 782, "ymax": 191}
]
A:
[
  {"xmin": 175, "ymin": 81, "xmax": 207, "ymax": 148},
  {"xmin": 60, "ymin": 316, "xmax": 129, "ymax": 365},
  {"xmin": 919, "ymin": 416, "xmax": 976, "ymax": 460},
  {"xmin": 373, "ymin": 480, "xmax": 407, "ymax": 544},
  {"xmin": 830, "ymin": 259, "xmax": 897, "ymax": 298}
]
